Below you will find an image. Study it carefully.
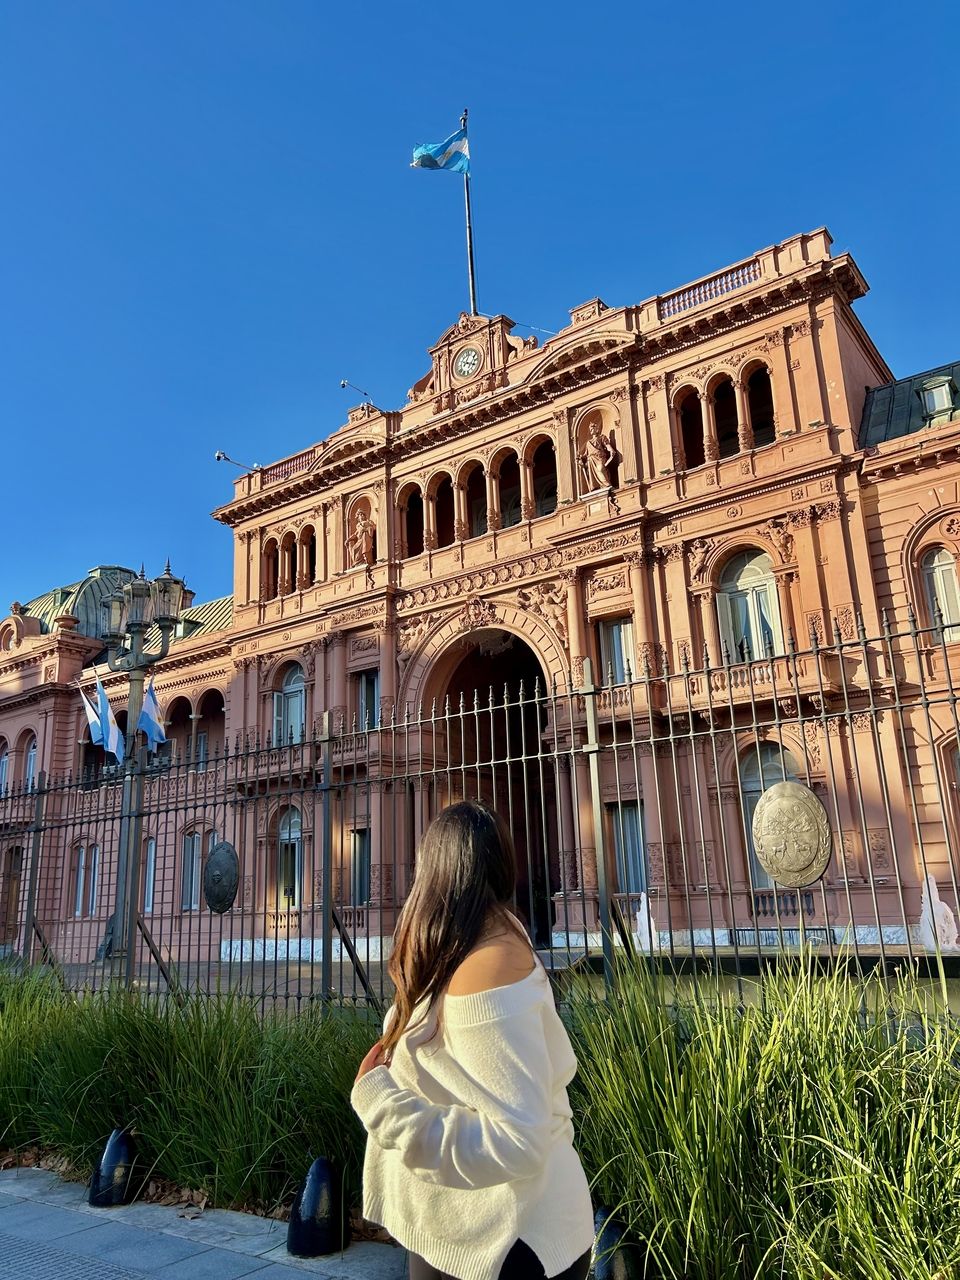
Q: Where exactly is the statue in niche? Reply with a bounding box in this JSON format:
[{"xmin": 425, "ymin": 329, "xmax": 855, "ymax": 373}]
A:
[
  {"xmin": 347, "ymin": 510, "xmax": 376, "ymax": 568},
  {"xmin": 578, "ymin": 419, "xmax": 617, "ymax": 494}
]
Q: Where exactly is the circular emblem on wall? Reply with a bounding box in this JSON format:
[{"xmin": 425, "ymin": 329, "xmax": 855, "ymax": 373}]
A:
[
  {"xmin": 203, "ymin": 841, "xmax": 240, "ymax": 914},
  {"xmin": 453, "ymin": 346, "xmax": 483, "ymax": 379},
  {"xmin": 751, "ymin": 781, "xmax": 832, "ymax": 888}
]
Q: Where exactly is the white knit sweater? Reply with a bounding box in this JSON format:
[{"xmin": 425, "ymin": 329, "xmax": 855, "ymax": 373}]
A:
[{"xmin": 350, "ymin": 948, "xmax": 595, "ymax": 1280}]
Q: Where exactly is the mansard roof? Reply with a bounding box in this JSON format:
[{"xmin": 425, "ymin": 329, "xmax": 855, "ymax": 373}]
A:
[
  {"xmin": 16, "ymin": 565, "xmax": 138, "ymax": 639},
  {"xmin": 860, "ymin": 358, "xmax": 960, "ymax": 448}
]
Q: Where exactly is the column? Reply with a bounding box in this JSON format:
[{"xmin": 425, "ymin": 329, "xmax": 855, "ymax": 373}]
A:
[
  {"xmin": 454, "ymin": 483, "xmax": 468, "ymax": 541},
  {"xmin": 379, "ymin": 621, "xmax": 396, "ymax": 722},
  {"xmin": 644, "ymin": 377, "xmax": 673, "ymax": 475},
  {"xmin": 329, "ymin": 632, "xmax": 347, "ymax": 729},
  {"xmin": 611, "ymin": 385, "xmax": 640, "ymax": 484},
  {"xmin": 696, "ymin": 590, "xmax": 722, "ymax": 667},
  {"xmin": 627, "ymin": 551, "xmax": 653, "ymax": 670},
  {"xmin": 519, "ymin": 457, "xmax": 535, "ymax": 521},
  {"xmin": 788, "ymin": 314, "xmax": 827, "ymax": 427},
  {"xmin": 563, "ymin": 568, "xmax": 587, "ymax": 680},
  {"xmin": 701, "ymin": 391, "xmax": 719, "ymax": 462},
  {"xmin": 319, "ymin": 503, "xmax": 330, "ymax": 581},
  {"xmin": 574, "ymin": 752, "xmax": 599, "ymax": 930},
  {"xmin": 764, "ymin": 331, "xmax": 796, "ymax": 437},
  {"xmin": 424, "ymin": 493, "xmax": 438, "ymax": 550},
  {"xmin": 735, "ymin": 380, "xmax": 754, "ymax": 452},
  {"xmin": 553, "ymin": 409, "xmax": 575, "ymax": 501},
  {"xmin": 485, "ymin": 469, "xmax": 501, "ymax": 530}
]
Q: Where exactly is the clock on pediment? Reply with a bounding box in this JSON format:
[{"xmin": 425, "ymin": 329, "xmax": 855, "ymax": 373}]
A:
[{"xmin": 453, "ymin": 345, "xmax": 483, "ymax": 380}]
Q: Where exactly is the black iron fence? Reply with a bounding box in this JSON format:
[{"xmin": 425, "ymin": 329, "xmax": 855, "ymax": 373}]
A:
[{"xmin": 2, "ymin": 613, "xmax": 960, "ymax": 1009}]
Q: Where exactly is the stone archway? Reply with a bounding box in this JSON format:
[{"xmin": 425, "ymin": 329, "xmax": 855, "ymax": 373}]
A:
[{"xmin": 410, "ymin": 619, "xmax": 561, "ymax": 947}]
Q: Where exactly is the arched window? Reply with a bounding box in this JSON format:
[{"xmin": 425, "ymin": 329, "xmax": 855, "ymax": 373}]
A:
[
  {"xmin": 0, "ymin": 746, "xmax": 8, "ymax": 796},
  {"xmin": 435, "ymin": 477, "xmax": 455, "ymax": 548},
  {"xmin": 717, "ymin": 551, "xmax": 783, "ymax": 661},
  {"xmin": 277, "ymin": 806, "xmax": 302, "ymax": 910},
  {"xmin": 678, "ymin": 390, "xmax": 705, "ymax": 469},
  {"xmin": 72, "ymin": 843, "xmax": 99, "ymax": 917},
  {"xmin": 498, "ymin": 453, "xmax": 522, "ymax": 528},
  {"xmin": 262, "ymin": 540, "xmax": 279, "ymax": 601},
  {"xmin": 747, "ymin": 367, "xmax": 776, "ymax": 448},
  {"xmin": 463, "ymin": 464, "xmax": 487, "ymax": 536},
  {"xmin": 280, "ymin": 532, "xmax": 296, "ymax": 595},
  {"xmin": 739, "ymin": 744, "xmax": 800, "ymax": 889},
  {"xmin": 23, "ymin": 736, "xmax": 37, "ymax": 790},
  {"xmin": 273, "ymin": 664, "xmax": 305, "ymax": 744},
  {"xmin": 922, "ymin": 546, "xmax": 960, "ymax": 643},
  {"xmin": 713, "ymin": 379, "xmax": 739, "ymax": 458},
  {"xmin": 531, "ymin": 440, "xmax": 558, "ymax": 516},
  {"xmin": 403, "ymin": 488, "xmax": 424, "ymax": 557},
  {"xmin": 299, "ymin": 525, "xmax": 318, "ymax": 587}
]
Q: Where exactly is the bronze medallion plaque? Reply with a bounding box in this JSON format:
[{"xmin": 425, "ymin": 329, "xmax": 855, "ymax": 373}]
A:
[
  {"xmin": 751, "ymin": 781, "xmax": 832, "ymax": 888},
  {"xmin": 203, "ymin": 841, "xmax": 240, "ymax": 914}
]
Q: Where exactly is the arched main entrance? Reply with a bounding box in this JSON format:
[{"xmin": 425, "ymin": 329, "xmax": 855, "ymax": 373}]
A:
[{"xmin": 425, "ymin": 630, "xmax": 558, "ymax": 946}]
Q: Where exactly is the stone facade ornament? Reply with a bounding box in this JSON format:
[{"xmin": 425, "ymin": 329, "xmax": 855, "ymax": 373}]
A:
[
  {"xmin": 751, "ymin": 781, "xmax": 832, "ymax": 888},
  {"xmin": 347, "ymin": 510, "xmax": 376, "ymax": 568},
  {"xmin": 204, "ymin": 841, "xmax": 240, "ymax": 914},
  {"xmin": 516, "ymin": 581, "xmax": 568, "ymax": 645},
  {"xmin": 578, "ymin": 420, "xmax": 617, "ymax": 495}
]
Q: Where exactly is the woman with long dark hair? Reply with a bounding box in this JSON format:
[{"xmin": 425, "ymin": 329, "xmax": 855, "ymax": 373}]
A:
[{"xmin": 351, "ymin": 800, "xmax": 594, "ymax": 1280}]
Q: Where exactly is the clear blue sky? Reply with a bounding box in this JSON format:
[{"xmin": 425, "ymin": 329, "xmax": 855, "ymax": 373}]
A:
[{"xmin": 2, "ymin": 1, "xmax": 957, "ymax": 611}]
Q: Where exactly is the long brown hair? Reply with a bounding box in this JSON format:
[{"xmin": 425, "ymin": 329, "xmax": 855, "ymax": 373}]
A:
[{"xmin": 381, "ymin": 801, "xmax": 531, "ymax": 1057}]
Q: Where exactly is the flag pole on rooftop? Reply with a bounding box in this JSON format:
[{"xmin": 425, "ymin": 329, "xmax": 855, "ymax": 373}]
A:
[{"xmin": 411, "ymin": 110, "xmax": 478, "ymax": 315}]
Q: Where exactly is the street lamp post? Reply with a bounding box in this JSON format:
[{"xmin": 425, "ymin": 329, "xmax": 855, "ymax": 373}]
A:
[{"xmin": 98, "ymin": 563, "xmax": 186, "ymax": 982}]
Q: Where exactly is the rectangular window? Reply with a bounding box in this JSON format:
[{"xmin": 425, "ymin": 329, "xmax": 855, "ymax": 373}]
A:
[
  {"xmin": 194, "ymin": 731, "xmax": 208, "ymax": 771},
  {"xmin": 357, "ymin": 669, "xmax": 380, "ymax": 730},
  {"xmin": 351, "ymin": 829, "xmax": 371, "ymax": 906},
  {"xmin": 597, "ymin": 616, "xmax": 635, "ymax": 684},
  {"xmin": 610, "ymin": 802, "xmax": 646, "ymax": 895},
  {"xmin": 87, "ymin": 845, "xmax": 98, "ymax": 916},
  {"xmin": 143, "ymin": 838, "xmax": 156, "ymax": 914}
]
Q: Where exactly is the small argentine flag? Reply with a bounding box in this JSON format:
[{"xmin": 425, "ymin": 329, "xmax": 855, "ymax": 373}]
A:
[
  {"xmin": 79, "ymin": 683, "xmax": 103, "ymax": 746},
  {"xmin": 411, "ymin": 126, "xmax": 470, "ymax": 175},
  {"xmin": 137, "ymin": 678, "xmax": 166, "ymax": 752},
  {"xmin": 96, "ymin": 675, "xmax": 126, "ymax": 764}
]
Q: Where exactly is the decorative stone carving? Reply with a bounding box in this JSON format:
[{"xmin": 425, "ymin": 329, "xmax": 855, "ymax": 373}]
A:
[
  {"xmin": 813, "ymin": 498, "xmax": 843, "ymax": 523},
  {"xmin": 459, "ymin": 598, "xmax": 499, "ymax": 631},
  {"xmin": 204, "ymin": 842, "xmax": 240, "ymax": 914},
  {"xmin": 397, "ymin": 617, "xmax": 430, "ymax": 670},
  {"xmin": 644, "ymin": 374, "xmax": 665, "ymax": 392},
  {"xmin": 751, "ymin": 781, "xmax": 833, "ymax": 888},
  {"xmin": 767, "ymin": 519, "xmax": 795, "ymax": 562},
  {"xmin": 578, "ymin": 418, "xmax": 618, "ymax": 495},
  {"xmin": 517, "ymin": 580, "xmax": 568, "ymax": 644}
]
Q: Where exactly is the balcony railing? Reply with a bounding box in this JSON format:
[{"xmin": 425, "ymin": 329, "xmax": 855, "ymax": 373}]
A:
[{"xmin": 658, "ymin": 258, "xmax": 762, "ymax": 319}]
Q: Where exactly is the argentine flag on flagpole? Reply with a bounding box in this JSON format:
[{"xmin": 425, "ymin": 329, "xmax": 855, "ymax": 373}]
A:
[
  {"xmin": 411, "ymin": 126, "xmax": 470, "ymax": 174},
  {"xmin": 79, "ymin": 683, "xmax": 103, "ymax": 745},
  {"xmin": 96, "ymin": 676, "xmax": 126, "ymax": 764},
  {"xmin": 137, "ymin": 677, "xmax": 166, "ymax": 752}
]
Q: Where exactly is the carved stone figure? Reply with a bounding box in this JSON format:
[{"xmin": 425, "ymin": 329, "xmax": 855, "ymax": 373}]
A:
[
  {"xmin": 517, "ymin": 581, "xmax": 568, "ymax": 645},
  {"xmin": 768, "ymin": 519, "xmax": 795, "ymax": 561},
  {"xmin": 688, "ymin": 538, "xmax": 711, "ymax": 582},
  {"xmin": 578, "ymin": 421, "xmax": 616, "ymax": 494},
  {"xmin": 347, "ymin": 510, "xmax": 376, "ymax": 568},
  {"xmin": 918, "ymin": 874, "xmax": 959, "ymax": 952}
]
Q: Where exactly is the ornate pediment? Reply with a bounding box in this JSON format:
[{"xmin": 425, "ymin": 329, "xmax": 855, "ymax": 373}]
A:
[
  {"xmin": 524, "ymin": 330, "xmax": 637, "ymax": 384},
  {"xmin": 407, "ymin": 311, "xmax": 538, "ymax": 407}
]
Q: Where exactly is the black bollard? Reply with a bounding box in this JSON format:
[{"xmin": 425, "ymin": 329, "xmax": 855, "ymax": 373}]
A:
[
  {"xmin": 592, "ymin": 1206, "xmax": 643, "ymax": 1280},
  {"xmin": 287, "ymin": 1157, "xmax": 350, "ymax": 1257},
  {"xmin": 89, "ymin": 1128, "xmax": 138, "ymax": 1207}
]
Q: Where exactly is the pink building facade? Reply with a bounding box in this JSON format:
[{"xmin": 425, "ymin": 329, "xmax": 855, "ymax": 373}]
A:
[{"xmin": 2, "ymin": 226, "xmax": 959, "ymax": 982}]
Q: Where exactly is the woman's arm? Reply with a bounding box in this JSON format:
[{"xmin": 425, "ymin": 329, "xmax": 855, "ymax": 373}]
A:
[{"xmin": 350, "ymin": 1006, "xmax": 554, "ymax": 1190}]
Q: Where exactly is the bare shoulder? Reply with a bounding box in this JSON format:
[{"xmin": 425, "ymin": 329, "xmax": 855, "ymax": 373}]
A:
[{"xmin": 447, "ymin": 931, "xmax": 537, "ymax": 998}]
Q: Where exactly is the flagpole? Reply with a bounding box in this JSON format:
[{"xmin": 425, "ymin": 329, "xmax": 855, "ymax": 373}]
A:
[{"xmin": 461, "ymin": 108, "xmax": 478, "ymax": 316}]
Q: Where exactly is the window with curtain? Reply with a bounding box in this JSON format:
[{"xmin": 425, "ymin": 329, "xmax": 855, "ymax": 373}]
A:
[
  {"xmin": 357, "ymin": 669, "xmax": 380, "ymax": 730},
  {"xmin": 272, "ymin": 664, "xmax": 306, "ymax": 744},
  {"xmin": 351, "ymin": 828, "xmax": 371, "ymax": 906},
  {"xmin": 73, "ymin": 844, "xmax": 99, "ymax": 917},
  {"xmin": 181, "ymin": 829, "xmax": 216, "ymax": 912},
  {"xmin": 143, "ymin": 837, "xmax": 156, "ymax": 915},
  {"xmin": 609, "ymin": 802, "xmax": 646, "ymax": 894},
  {"xmin": 717, "ymin": 552, "xmax": 782, "ymax": 661},
  {"xmin": 738, "ymin": 744, "xmax": 800, "ymax": 890},
  {"xmin": 23, "ymin": 736, "xmax": 37, "ymax": 790},
  {"xmin": 277, "ymin": 806, "xmax": 302, "ymax": 911},
  {"xmin": 921, "ymin": 546, "xmax": 960, "ymax": 643},
  {"xmin": 597, "ymin": 616, "xmax": 635, "ymax": 684}
]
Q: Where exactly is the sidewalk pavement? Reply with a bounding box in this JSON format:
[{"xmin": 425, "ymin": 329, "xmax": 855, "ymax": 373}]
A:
[{"xmin": 0, "ymin": 1167, "xmax": 407, "ymax": 1280}]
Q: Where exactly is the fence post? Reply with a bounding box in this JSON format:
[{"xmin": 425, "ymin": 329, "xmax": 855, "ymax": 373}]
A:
[
  {"xmin": 581, "ymin": 658, "xmax": 616, "ymax": 994},
  {"xmin": 319, "ymin": 711, "xmax": 334, "ymax": 1013},
  {"xmin": 123, "ymin": 753, "xmax": 146, "ymax": 990},
  {"xmin": 20, "ymin": 771, "xmax": 46, "ymax": 966}
]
